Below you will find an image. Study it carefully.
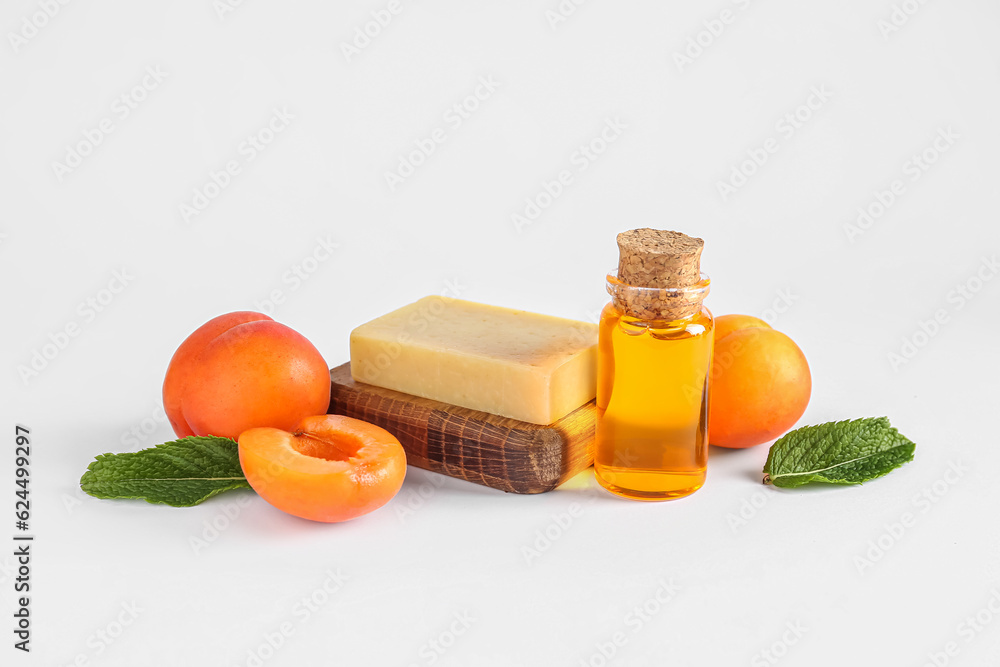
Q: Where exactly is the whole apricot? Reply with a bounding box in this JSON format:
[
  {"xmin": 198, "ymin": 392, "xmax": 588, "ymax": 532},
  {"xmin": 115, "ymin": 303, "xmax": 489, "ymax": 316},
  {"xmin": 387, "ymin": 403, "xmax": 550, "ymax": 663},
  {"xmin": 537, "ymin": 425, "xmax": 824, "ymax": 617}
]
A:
[
  {"xmin": 162, "ymin": 312, "xmax": 331, "ymax": 440},
  {"xmin": 709, "ymin": 326, "xmax": 810, "ymax": 448}
]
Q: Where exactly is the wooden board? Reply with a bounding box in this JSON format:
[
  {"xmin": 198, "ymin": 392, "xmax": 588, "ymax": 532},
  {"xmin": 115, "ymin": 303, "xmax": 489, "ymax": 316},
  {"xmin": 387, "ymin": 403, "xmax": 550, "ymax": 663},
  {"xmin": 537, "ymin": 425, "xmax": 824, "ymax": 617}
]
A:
[{"xmin": 328, "ymin": 363, "xmax": 595, "ymax": 494}]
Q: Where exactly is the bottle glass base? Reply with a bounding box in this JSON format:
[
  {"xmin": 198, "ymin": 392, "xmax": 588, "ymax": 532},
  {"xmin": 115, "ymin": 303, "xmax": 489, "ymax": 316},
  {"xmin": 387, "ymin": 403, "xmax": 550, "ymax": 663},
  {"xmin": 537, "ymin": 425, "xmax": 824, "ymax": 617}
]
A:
[{"xmin": 595, "ymin": 467, "xmax": 706, "ymax": 501}]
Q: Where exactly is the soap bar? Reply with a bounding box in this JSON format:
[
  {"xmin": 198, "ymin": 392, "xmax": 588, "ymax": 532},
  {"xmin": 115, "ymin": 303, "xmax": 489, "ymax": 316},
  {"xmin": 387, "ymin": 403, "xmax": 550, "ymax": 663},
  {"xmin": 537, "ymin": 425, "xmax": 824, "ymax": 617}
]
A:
[{"xmin": 349, "ymin": 297, "xmax": 598, "ymax": 425}]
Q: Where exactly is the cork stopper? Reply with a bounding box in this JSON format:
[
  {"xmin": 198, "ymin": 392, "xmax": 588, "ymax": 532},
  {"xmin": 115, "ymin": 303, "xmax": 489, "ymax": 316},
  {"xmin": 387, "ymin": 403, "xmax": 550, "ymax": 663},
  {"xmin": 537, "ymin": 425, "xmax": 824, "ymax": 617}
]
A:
[{"xmin": 612, "ymin": 228, "xmax": 707, "ymax": 321}]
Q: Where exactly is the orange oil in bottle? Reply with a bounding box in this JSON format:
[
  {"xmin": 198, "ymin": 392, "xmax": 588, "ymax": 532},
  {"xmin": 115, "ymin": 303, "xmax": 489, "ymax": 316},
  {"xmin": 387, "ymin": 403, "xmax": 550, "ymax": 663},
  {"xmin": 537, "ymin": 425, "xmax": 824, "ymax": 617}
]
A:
[{"xmin": 594, "ymin": 302, "xmax": 714, "ymax": 500}]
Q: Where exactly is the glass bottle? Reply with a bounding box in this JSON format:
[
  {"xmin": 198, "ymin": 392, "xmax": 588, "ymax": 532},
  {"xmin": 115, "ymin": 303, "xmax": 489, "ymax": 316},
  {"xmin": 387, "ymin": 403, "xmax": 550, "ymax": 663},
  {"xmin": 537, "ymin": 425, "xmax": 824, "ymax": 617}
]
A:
[{"xmin": 594, "ymin": 230, "xmax": 714, "ymax": 501}]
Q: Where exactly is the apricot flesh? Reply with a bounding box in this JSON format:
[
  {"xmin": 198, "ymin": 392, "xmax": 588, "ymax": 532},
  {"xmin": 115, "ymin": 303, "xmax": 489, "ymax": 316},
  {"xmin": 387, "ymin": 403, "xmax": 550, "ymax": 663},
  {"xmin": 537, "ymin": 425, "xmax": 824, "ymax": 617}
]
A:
[
  {"xmin": 709, "ymin": 326, "xmax": 811, "ymax": 449},
  {"xmin": 239, "ymin": 415, "xmax": 407, "ymax": 522},
  {"xmin": 162, "ymin": 312, "xmax": 331, "ymax": 440}
]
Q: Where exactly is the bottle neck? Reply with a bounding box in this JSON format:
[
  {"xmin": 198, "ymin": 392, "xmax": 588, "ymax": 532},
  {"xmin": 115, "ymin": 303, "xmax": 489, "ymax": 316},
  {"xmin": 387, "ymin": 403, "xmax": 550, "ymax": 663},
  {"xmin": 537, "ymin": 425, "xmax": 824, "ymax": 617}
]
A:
[{"xmin": 606, "ymin": 271, "xmax": 710, "ymax": 322}]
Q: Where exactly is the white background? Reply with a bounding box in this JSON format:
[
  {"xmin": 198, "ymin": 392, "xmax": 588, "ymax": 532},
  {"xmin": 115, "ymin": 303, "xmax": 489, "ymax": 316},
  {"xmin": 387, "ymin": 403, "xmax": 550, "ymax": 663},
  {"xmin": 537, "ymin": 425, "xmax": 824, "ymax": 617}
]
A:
[{"xmin": 3, "ymin": 1, "xmax": 1000, "ymax": 665}]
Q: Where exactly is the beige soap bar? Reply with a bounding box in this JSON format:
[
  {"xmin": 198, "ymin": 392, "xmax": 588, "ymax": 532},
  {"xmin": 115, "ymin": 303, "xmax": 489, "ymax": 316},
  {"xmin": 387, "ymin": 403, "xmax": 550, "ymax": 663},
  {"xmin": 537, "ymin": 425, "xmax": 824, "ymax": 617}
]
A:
[{"xmin": 349, "ymin": 297, "xmax": 598, "ymax": 425}]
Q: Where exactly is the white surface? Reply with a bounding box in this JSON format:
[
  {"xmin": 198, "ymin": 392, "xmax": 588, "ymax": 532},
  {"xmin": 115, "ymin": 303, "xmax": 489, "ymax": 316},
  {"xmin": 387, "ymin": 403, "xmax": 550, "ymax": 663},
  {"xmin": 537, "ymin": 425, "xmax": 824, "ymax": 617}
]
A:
[{"xmin": 3, "ymin": 1, "xmax": 1000, "ymax": 665}]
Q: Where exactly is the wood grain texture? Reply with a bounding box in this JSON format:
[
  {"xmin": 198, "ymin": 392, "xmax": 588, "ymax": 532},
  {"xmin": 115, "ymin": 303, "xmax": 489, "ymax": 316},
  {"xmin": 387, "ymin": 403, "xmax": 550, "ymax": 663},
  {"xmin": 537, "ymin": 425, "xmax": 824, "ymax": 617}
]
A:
[{"xmin": 328, "ymin": 363, "xmax": 595, "ymax": 494}]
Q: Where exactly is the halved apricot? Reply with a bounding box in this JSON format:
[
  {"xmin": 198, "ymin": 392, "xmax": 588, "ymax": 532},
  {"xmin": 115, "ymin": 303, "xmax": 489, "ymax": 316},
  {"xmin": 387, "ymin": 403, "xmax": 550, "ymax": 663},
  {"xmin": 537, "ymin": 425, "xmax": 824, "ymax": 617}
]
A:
[{"xmin": 238, "ymin": 415, "xmax": 406, "ymax": 522}]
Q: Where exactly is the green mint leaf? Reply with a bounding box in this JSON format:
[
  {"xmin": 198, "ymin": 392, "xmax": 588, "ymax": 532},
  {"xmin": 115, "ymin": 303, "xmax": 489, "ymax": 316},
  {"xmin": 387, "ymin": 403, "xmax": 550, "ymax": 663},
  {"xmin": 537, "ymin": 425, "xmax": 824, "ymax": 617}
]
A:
[
  {"xmin": 762, "ymin": 417, "xmax": 915, "ymax": 488},
  {"xmin": 80, "ymin": 436, "xmax": 251, "ymax": 507}
]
